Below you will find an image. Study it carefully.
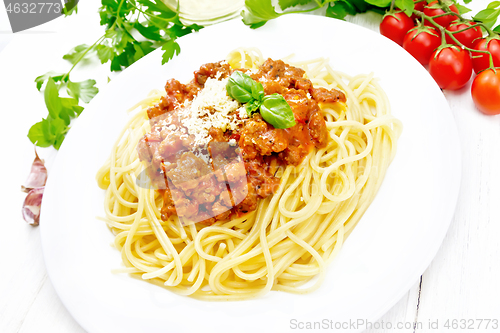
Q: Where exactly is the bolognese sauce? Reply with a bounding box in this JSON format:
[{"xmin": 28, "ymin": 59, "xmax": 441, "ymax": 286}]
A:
[{"xmin": 137, "ymin": 59, "xmax": 346, "ymax": 225}]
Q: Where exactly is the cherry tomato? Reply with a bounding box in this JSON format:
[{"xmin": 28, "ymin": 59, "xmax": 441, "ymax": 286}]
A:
[
  {"xmin": 380, "ymin": 12, "xmax": 415, "ymax": 46},
  {"xmin": 471, "ymin": 38, "xmax": 500, "ymax": 74},
  {"xmin": 471, "ymin": 69, "xmax": 500, "ymax": 115},
  {"xmin": 429, "ymin": 46, "xmax": 472, "ymax": 90},
  {"xmin": 445, "ymin": 22, "xmax": 483, "ymax": 49},
  {"xmin": 423, "ymin": 1, "xmax": 459, "ymax": 27},
  {"xmin": 411, "ymin": 0, "xmax": 426, "ymax": 21},
  {"xmin": 403, "ymin": 27, "xmax": 441, "ymax": 65}
]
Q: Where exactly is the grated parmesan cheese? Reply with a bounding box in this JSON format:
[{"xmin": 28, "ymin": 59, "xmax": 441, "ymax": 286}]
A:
[
  {"xmin": 238, "ymin": 106, "xmax": 247, "ymax": 120},
  {"xmin": 178, "ymin": 77, "xmax": 246, "ymax": 146}
]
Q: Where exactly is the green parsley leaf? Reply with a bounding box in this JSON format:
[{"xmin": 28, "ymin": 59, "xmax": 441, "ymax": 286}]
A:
[
  {"xmin": 34, "ymin": 71, "xmax": 66, "ymax": 91},
  {"xmin": 49, "ymin": 117, "xmax": 69, "ymax": 150},
  {"xmin": 326, "ymin": 1, "xmax": 357, "ymax": 20},
  {"xmin": 60, "ymin": 97, "xmax": 83, "ymax": 118},
  {"xmin": 242, "ymin": 0, "xmax": 281, "ymax": 27},
  {"xmin": 67, "ymin": 79, "xmax": 99, "ymax": 103},
  {"xmin": 62, "ymin": 0, "xmax": 78, "ymax": 16},
  {"xmin": 96, "ymin": 43, "xmax": 115, "ymax": 64},
  {"xmin": 140, "ymin": 0, "xmax": 179, "ymax": 21},
  {"xmin": 167, "ymin": 23, "xmax": 202, "ymax": 38},
  {"xmin": 63, "ymin": 44, "xmax": 92, "ymax": 64},
  {"xmin": 29, "ymin": 0, "xmax": 204, "ymax": 150},
  {"xmin": 278, "ymin": 0, "xmax": 313, "ymax": 10},
  {"xmin": 101, "ymin": 0, "xmax": 119, "ymax": 12},
  {"xmin": 28, "ymin": 116, "xmax": 68, "ymax": 149},
  {"xmin": 28, "ymin": 119, "xmax": 53, "ymax": 147},
  {"xmin": 42, "ymin": 117, "xmax": 56, "ymax": 143},
  {"xmin": 364, "ymin": 0, "xmax": 391, "ymax": 8},
  {"xmin": 395, "ymin": 0, "xmax": 414, "ymax": 16},
  {"xmin": 44, "ymin": 78, "xmax": 63, "ymax": 120},
  {"xmin": 113, "ymin": 30, "xmax": 135, "ymax": 54},
  {"xmin": 53, "ymin": 133, "xmax": 66, "ymax": 150},
  {"xmin": 133, "ymin": 41, "xmax": 155, "ymax": 62},
  {"xmin": 134, "ymin": 22, "xmax": 163, "ymax": 41},
  {"xmin": 349, "ymin": 0, "xmax": 371, "ymax": 12},
  {"xmin": 161, "ymin": 39, "xmax": 181, "ymax": 64}
]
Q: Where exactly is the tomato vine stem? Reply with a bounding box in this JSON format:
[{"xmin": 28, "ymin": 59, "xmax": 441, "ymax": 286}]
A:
[
  {"xmin": 412, "ymin": 9, "xmax": 494, "ymax": 72},
  {"xmin": 389, "ymin": 0, "xmax": 395, "ymax": 13}
]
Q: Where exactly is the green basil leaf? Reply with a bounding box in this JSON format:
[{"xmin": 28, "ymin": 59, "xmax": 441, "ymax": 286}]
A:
[
  {"xmin": 251, "ymin": 80, "xmax": 265, "ymax": 101},
  {"xmin": 245, "ymin": 100, "xmax": 261, "ymax": 116},
  {"xmin": 260, "ymin": 94, "xmax": 296, "ymax": 129},
  {"xmin": 228, "ymin": 85, "xmax": 253, "ymax": 104},
  {"xmin": 227, "ymin": 71, "xmax": 262, "ymax": 104},
  {"xmin": 494, "ymin": 24, "xmax": 500, "ymax": 32}
]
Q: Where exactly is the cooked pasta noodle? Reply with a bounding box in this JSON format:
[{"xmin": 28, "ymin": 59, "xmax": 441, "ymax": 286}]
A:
[{"xmin": 96, "ymin": 47, "xmax": 402, "ymax": 300}]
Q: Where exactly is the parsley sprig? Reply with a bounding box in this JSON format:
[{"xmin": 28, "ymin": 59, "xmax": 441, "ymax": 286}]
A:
[
  {"xmin": 241, "ymin": 0, "xmax": 476, "ymax": 28},
  {"xmin": 242, "ymin": 0, "xmax": 391, "ymax": 28},
  {"xmin": 29, "ymin": 0, "xmax": 202, "ymax": 150}
]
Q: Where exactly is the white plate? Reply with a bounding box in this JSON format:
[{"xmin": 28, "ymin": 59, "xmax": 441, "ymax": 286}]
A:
[{"xmin": 40, "ymin": 15, "xmax": 461, "ymax": 333}]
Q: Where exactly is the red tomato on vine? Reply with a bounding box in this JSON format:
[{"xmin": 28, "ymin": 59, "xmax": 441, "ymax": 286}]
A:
[
  {"xmin": 471, "ymin": 69, "xmax": 500, "ymax": 115},
  {"xmin": 423, "ymin": 1, "xmax": 459, "ymax": 27},
  {"xmin": 380, "ymin": 12, "xmax": 415, "ymax": 46},
  {"xmin": 445, "ymin": 22, "xmax": 482, "ymax": 49},
  {"xmin": 403, "ymin": 27, "xmax": 441, "ymax": 65},
  {"xmin": 411, "ymin": 0, "xmax": 426, "ymax": 21},
  {"xmin": 471, "ymin": 38, "xmax": 500, "ymax": 74},
  {"xmin": 429, "ymin": 46, "xmax": 472, "ymax": 90}
]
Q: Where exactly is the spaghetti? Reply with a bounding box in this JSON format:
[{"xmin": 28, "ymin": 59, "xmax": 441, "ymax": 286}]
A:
[{"xmin": 96, "ymin": 48, "xmax": 402, "ymax": 300}]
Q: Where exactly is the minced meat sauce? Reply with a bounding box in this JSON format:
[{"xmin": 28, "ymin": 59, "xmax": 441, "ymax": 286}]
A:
[{"xmin": 137, "ymin": 59, "xmax": 346, "ymax": 225}]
